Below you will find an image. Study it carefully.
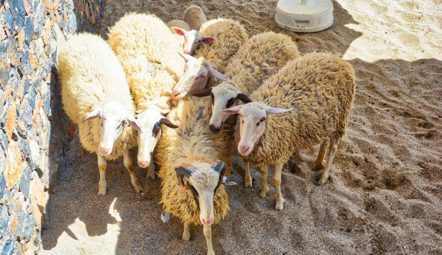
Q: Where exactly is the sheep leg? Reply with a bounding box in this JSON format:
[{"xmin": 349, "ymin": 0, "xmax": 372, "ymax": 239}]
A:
[
  {"xmin": 244, "ymin": 160, "xmax": 252, "ymax": 188},
  {"xmin": 274, "ymin": 163, "xmax": 285, "ymax": 210},
  {"xmin": 182, "ymin": 222, "xmax": 190, "ymax": 241},
  {"xmin": 97, "ymin": 154, "xmax": 107, "ymax": 195},
  {"xmin": 259, "ymin": 164, "xmax": 269, "ymax": 198},
  {"xmin": 123, "ymin": 151, "xmax": 144, "ymax": 194},
  {"xmin": 313, "ymin": 139, "xmax": 328, "ymax": 171},
  {"xmin": 203, "ymin": 225, "xmax": 215, "ymax": 255},
  {"xmin": 146, "ymin": 159, "xmax": 156, "ymax": 180},
  {"xmin": 224, "ymin": 158, "xmax": 234, "ymax": 176},
  {"xmin": 317, "ymin": 134, "xmax": 340, "ymax": 185}
]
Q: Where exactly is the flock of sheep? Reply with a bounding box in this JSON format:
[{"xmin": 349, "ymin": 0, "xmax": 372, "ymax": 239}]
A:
[{"xmin": 57, "ymin": 5, "xmax": 356, "ymax": 255}]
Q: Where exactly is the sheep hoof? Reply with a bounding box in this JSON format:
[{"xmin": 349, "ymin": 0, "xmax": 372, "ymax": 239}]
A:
[
  {"xmin": 259, "ymin": 188, "xmax": 268, "ymax": 198},
  {"xmin": 316, "ymin": 172, "xmax": 329, "ymax": 186},
  {"xmin": 244, "ymin": 178, "xmax": 253, "ymax": 188},
  {"xmin": 182, "ymin": 232, "xmax": 190, "ymax": 241},
  {"xmin": 98, "ymin": 183, "xmax": 107, "ymax": 195},
  {"xmin": 275, "ymin": 198, "xmax": 285, "ymax": 210},
  {"xmin": 207, "ymin": 249, "xmax": 215, "ymax": 255},
  {"xmin": 131, "ymin": 180, "xmax": 145, "ymax": 195}
]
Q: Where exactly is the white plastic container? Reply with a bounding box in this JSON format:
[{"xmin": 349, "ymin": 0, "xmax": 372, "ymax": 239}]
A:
[{"xmin": 275, "ymin": 0, "xmax": 334, "ymax": 33}]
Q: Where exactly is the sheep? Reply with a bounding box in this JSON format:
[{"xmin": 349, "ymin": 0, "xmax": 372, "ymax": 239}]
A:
[
  {"xmin": 192, "ymin": 32, "xmax": 300, "ymax": 185},
  {"xmin": 184, "ymin": 5, "xmax": 207, "ymax": 30},
  {"xmin": 223, "ymin": 52, "xmax": 356, "ymax": 210},
  {"xmin": 107, "ymin": 13, "xmax": 180, "ymax": 177},
  {"xmin": 195, "ymin": 18, "xmax": 249, "ymax": 73},
  {"xmin": 156, "ymin": 95, "xmax": 235, "ymax": 255},
  {"xmin": 57, "ymin": 33, "xmax": 143, "ymax": 195},
  {"xmin": 170, "ymin": 53, "xmax": 229, "ymax": 100},
  {"xmin": 169, "ymin": 5, "xmax": 214, "ymax": 55},
  {"xmin": 170, "ymin": 18, "xmax": 248, "ymax": 98}
]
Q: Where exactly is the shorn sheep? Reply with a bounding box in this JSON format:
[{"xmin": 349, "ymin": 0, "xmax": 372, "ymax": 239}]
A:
[
  {"xmin": 108, "ymin": 13, "xmax": 180, "ymax": 178},
  {"xmin": 192, "ymin": 32, "xmax": 299, "ymax": 184},
  {"xmin": 57, "ymin": 33, "xmax": 143, "ymax": 195},
  {"xmin": 156, "ymin": 96, "xmax": 235, "ymax": 255},
  {"xmin": 223, "ymin": 52, "xmax": 356, "ymax": 210}
]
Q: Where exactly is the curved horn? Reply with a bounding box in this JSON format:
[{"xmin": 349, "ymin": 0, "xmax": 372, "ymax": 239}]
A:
[
  {"xmin": 192, "ymin": 87, "xmax": 212, "ymax": 97},
  {"xmin": 213, "ymin": 161, "xmax": 225, "ymax": 173},
  {"xmin": 160, "ymin": 118, "xmax": 178, "ymax": 129},
  {"xmin": 236, "ymin": 93, "xmax": 252, "ymax": 103}
]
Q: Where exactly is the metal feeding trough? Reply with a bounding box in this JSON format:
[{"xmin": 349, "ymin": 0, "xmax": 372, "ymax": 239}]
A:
[{"xmin": 275, "ymin": 0, "xmax": 334, "ymax": 33}]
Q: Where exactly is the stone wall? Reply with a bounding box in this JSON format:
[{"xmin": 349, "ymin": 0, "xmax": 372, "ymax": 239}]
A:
[{"xmin": 0, "ymin": 0, "xmax": 104, "ymax": 254}]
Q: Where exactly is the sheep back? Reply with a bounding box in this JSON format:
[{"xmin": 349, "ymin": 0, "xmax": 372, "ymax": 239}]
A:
[
  {"xmin": 196, "ymin": 18, "xmax": 248, "ymax": 72},
  {"xmin": 107, "ymin": 13, "xmax": 185, "ymax": 106},
  {"xmin": 226, "ymin": 31, "xmax": 300, "ymax": 94}
]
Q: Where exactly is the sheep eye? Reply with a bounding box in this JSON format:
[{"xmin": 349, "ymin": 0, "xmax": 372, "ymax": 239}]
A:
[
  {"xmin": 226, "ymin": 97, "xmax": 235, "ymax": 108},
  {"xmin": 152, "ymin": 122, "xmax": 161, "ymax": 137},
  {"xmin": 241, "ymin": 120, "xmax": 244, "ymax": 124}
]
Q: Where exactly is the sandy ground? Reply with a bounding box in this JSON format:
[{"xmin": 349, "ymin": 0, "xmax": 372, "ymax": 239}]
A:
[{"xmin": 42, "ymin": 0, "xmax": 442, "ymax": 254}]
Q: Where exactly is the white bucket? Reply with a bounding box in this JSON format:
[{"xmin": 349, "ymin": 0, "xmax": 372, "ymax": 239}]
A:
[{"xmin": 275, "ymin": 0, "xmax": 334, "ymax": 33}]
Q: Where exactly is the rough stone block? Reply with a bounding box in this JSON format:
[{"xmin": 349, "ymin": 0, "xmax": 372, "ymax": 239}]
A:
[
  {"xmin": 5, "ymin": 141, "xmax": 24, "ymax": 189},
  {"xmin": 4, "ymin": 99, "xmax": 17, "ymax": 141}
]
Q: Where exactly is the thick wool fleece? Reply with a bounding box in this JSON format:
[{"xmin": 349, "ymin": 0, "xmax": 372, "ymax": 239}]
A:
[
  {"xmin": 58, "ymin": 33, "xmax": 137, "ymax": 160},
  {"xmin": 241, "ymin": 52, "xmax": 356, "ymax": 165},
  {"xmin": 108, "ymin": 13, "xmax": 185, "ymax": 111},
  {"xmin": 225, "ymin": 31, "xmax": 300, "ymax": 94},
  {"xmin": 195, "ymin": 18, "xmax": 248, "ymax": 73},
  {"xmin": 156, "ymin": 96, "xmax": 229, "ymax": 225}
]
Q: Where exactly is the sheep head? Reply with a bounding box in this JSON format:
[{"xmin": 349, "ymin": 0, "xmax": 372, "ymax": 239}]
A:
[
  {"xmin": 222, "ymin": 102, "xmax": 291, "ymax": 157},
  {"xmin": 83, "ymin": 101, "xmax": 140, "ymax": 157},
  {"xmin": 171, "ymin": 53, "xmax": 228, "ymax": 100},
  {"xmin": 175, "ymin": 161, "xmax": 236, "ymax": 225}
]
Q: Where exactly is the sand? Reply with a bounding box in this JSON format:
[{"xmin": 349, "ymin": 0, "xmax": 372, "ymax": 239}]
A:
[{"xmin": 42, "ymin": 0, "xmax": 442, "ymax": 254}]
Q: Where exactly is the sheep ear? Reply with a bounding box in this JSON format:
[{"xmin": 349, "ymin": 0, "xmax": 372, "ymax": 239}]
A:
[
  {"xmin": 160, "ymin": 118, "xmax": 178, "ymax": 129},
  {"xmin": 127, "ymin": 116, "xmax": 141, "ymax": 132},
  {"xmin": 192, "ymin": 87, "xmax": 212, "ymax": 97},
  {"xmin": 200, "ymin": 36, "xmax": 216, "ymax": 44},
  {"xmin": 175, "ymin": 166, "xmax": 192, "ymax": 186},
  {"xmin": 212, "ymin": 161, "xmax": 225, "ymax": 173},
  {"xmin": 171, "ymin": 27, "xmax": 186, "ymax": 36},
  {"xmin": 236, "ymin": 93, "xmax": 252, "ymax": 103},
  {"xmin": 207, "ymin": 65, "xmax": 228, "ymax": 81},
  {"xmin": 265, "ymin": 107, "xmax": 292, "ymax": 115},
  {"xmin": 222, "ymin": 105, "xmax": 242, "ymax": 115},
  {"xmin": 84, "ymin": 108, "xmax": 100, "ymax": 121}
]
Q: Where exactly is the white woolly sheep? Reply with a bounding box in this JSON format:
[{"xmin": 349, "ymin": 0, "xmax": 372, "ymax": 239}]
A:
[
  {"xmin": 57, "ymin": 33, "xmax": 143, "ymax": 195},
  {"xmin": 108, "ymin": 13, "xmax": 180, "ymax": 177},
  {"xmin": 223, "ymin": 52, "xmax": 356, "ymax": 210},
  {"xmin": 156, "ymin": 95, "xmax": 235, "ymax": 255}
]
